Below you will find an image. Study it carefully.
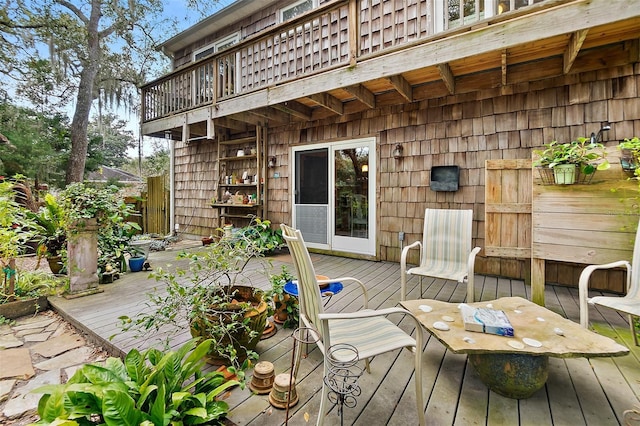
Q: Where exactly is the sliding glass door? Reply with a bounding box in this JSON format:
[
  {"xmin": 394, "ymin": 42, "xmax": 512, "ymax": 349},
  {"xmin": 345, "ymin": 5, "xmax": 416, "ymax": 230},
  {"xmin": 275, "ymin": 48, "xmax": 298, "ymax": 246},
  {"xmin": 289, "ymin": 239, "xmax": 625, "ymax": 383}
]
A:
[{"xmin": 292, "ymin": 137, "xmax": 376, "ymax": 256}]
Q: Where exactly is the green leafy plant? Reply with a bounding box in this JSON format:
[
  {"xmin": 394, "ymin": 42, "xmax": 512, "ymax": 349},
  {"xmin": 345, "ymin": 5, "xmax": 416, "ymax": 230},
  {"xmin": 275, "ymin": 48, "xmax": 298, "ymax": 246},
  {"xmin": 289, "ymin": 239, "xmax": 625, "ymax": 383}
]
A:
[
  {"xmin": 0, "ymin": 178, "xmax": 37, "ymax": 301},
  {"xmin": 0, "ymin": 270, "xmax": 66, "ymax": 304},
  {"xmin": 533, "ymin": 137, "xmax": 610, "ymax": 175},
  {"xmin": 26, "ymin": 193, "xmax": 66, "ymax": 258},
  {"xmin": 118, "ymin": 222, "xmax": 272, "ymax": 370},
  {"xmin": 237, "ymin": 217, "xmax": 285, "ymax": 255},
  {"xmin": 264, "ymin": 265, "xmax": 299, "ymax": 329},
  {"xmin": 31, "ymin": 338, "xmax": 238, "ymax": 426}
]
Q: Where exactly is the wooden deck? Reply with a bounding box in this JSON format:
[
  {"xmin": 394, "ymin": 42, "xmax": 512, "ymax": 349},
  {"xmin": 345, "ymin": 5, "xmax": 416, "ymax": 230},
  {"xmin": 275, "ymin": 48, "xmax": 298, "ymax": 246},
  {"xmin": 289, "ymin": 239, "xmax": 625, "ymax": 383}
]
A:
[{"xmin": 49, "ymin": 244, "xmax": 640, "ymax": 425}]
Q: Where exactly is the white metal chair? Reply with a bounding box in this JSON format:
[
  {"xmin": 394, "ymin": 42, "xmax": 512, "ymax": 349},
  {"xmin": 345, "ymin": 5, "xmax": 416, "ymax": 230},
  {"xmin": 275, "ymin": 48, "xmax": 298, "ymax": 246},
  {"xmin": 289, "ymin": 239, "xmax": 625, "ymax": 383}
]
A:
[
  {"xmin": 280, "ymin": 224, "xmax": 425, "ymax": 426},
  {"xmin": 400, "ymin": 208, "xmax": 481, "ymax": 302},
  {"xmin": 579, "ymin": 218, "xmax": 640, "ymax": 346}
]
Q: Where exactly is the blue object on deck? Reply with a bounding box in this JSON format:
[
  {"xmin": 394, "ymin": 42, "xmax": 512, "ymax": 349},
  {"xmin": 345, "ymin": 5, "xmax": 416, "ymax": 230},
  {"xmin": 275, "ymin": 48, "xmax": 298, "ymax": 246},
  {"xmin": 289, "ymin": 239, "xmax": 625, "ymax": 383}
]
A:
[{"xmin": 284, "ymin": 280, "xmax": 343, "ymax": 297}]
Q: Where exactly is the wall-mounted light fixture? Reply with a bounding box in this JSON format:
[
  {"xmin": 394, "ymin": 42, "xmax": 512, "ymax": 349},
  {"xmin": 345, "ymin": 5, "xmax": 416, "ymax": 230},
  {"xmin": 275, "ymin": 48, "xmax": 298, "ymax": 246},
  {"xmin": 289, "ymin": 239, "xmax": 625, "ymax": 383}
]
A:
[
  {"xmin": 392, "ymin": 144, "xmax": 403, "ymax": 159},
  {"xmin": 361, "ymin": 164, "xmax": 369, "ymax": 173},
  {"xmin": 268, "ymin": 156, "xmax": 277, "ymax": 168},
  {"xmin": 165, "ymin": 130, "xmax": 171, "ymax": 140}
]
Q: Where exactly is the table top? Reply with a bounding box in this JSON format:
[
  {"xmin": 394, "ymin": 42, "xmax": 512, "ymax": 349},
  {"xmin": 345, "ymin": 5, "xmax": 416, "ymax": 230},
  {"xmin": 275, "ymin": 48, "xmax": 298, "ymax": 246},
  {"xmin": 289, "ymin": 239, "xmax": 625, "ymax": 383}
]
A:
[{"xmin": 400, "ymin": 297, "xmax": 629, "ymax": 358}]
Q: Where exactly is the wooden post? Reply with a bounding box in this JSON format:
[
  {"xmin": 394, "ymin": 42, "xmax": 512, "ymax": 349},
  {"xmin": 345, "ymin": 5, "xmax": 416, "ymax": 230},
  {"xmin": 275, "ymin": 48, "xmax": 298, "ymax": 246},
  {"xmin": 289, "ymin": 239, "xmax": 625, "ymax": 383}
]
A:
[{"xmin": 531, "ymin": 257, "xmax": 545, "ymax": 306}]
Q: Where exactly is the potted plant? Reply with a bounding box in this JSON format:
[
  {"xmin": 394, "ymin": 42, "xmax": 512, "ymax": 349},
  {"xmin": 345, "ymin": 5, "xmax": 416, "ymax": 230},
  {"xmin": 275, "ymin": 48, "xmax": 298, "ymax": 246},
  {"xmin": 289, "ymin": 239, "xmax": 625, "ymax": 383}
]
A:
[
  {"xmin": 534, "ymin": 137, "xmax": 610, "ymax": 184},
  {"xmin": 118, "ymin": 221, "xmax": 273, "ymax": 370},
  {"xmin": 237, "ymin": 216, "xmax": 285, "ymax": 255},
  {"xmin": 264, "ymin": 265, "xmax": 298, "ymax": 328},
  {"xmin": 619, "ymin": 136, "xmax": 640, "ymax": 176},
  {"xmin": 27, "ymin": 193, "xmax": 67, "ymax": 274}
]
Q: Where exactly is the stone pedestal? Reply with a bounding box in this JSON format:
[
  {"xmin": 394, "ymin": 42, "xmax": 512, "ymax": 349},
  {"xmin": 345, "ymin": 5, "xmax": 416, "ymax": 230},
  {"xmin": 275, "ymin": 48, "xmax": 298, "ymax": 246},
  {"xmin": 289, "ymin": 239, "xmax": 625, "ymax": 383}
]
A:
[{"xmin": 67, "ymin": 218, "xmax": 101, "ymax": 296}]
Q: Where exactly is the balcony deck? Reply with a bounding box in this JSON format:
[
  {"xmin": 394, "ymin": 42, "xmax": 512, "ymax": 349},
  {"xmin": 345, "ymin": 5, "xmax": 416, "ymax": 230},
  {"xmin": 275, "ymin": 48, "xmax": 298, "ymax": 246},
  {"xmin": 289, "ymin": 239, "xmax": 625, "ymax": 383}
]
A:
[
  {"xmin": 141, "ymin": 0, "xmax": 640, "ymax": 139},
  {"xmin": 49, "ymin": 243, "xmax": 640, "ymax": 425}
]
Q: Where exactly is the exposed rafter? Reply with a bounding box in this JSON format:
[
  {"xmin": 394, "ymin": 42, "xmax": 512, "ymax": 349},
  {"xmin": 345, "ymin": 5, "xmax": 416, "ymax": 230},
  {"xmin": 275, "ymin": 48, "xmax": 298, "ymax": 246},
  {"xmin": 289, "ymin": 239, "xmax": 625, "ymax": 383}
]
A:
[
  {"xmin": 228, "ymin": 112, "xmax": 265, "ymax": 126},
  {"xmin": 272, "ymin": 101, "xmax": 313, "ymax": 120},
  {"xmin": 307, "ymin": 93, "xmax": 344, "ymax": 115},
  {"xmin": 388, "ymin": 75, "xmax": 413, "ymax": 102},
  {"xmin": 213, "ymin": 116, "xmax": 249, "ymax": 131},
  {"xmin": 501, "ymin": 49, "xmax": 508, "ymax": 87},
  {"xmin": 436, "ymin": 63, "xmax": 455, "ymax": 95},
  {"xmin": 248, "ymin": 107, "xmax": 291, "ymax": 124},
  {"xmin": 564, "ymin": 29, "xmax": 588, "ymax": 74},
  {"xmin": 344, "ymin": 84, "xmax": 376, "ymax": 109}
]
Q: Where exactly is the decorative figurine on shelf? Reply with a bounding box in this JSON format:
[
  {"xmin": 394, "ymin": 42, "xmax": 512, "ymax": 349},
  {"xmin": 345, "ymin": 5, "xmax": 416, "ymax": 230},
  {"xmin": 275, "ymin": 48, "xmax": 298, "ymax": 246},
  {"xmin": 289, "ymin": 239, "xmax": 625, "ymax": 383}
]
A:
[
  {"xmin": 222, "ymin": 191, "xmax": 232, "ymax": 204},
  {"xmin": 243, "ymin": 194, "xmax": 249, "ymax": 204}
]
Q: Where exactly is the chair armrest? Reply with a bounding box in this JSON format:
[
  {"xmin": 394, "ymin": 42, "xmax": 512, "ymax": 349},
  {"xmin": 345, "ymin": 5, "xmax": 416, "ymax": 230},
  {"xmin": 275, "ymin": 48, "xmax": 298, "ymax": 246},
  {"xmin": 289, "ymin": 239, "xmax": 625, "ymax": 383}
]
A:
[
  {"xmin": 465, "ymin": 247, "xmax": 482, "ymax": 302},
  {"xmin": 318, "ymin": 277, "xmax": 369, "ymax": 308},
  {"xmin": 578, "ymin": 260, "xmax": 631, "ymax": 328},
  {"xmin": 401, "ymin": 241, "xmax": 422, "ymax": 271}
]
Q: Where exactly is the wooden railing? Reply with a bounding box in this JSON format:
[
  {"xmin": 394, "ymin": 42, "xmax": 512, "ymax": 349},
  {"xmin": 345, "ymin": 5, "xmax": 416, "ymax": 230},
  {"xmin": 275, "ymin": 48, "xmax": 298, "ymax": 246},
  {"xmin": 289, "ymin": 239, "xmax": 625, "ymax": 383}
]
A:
[{"xmin": 140, "ymin": 0, "xmax": 543, "ymax": 123}]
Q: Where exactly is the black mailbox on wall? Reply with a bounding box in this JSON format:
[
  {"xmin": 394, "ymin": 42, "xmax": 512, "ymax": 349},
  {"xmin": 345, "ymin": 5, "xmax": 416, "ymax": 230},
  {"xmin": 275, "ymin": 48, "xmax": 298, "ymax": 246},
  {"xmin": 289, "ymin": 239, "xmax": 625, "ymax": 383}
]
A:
[{"xmin": 430, "ymin": 165, "xmax": 460, "ymax": 191}]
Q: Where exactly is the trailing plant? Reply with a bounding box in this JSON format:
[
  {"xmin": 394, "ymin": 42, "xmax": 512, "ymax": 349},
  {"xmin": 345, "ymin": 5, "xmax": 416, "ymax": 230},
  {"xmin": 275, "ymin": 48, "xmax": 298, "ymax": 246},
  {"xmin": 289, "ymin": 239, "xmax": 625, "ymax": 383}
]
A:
[
  {"xmin": 59, "ymin": 183, "xmax": 141, "ymax": 274},
  {"xmin": 31, "ymin": 338, "xmax": 239, "ymax": 426},
  {"xmin": 533, "ymin": 137, "xmax": 610, "ymax": 175},
  {"xmin": 264, "ymin": 265, "xmax": 299, "ymax": 329},
  {"xmin": 619, "ymin": 136, "xmax": 640, "ymax": 156},
  {"xmin": 118, "ymin": 222, "xmax": 272, "ymax": 370}
]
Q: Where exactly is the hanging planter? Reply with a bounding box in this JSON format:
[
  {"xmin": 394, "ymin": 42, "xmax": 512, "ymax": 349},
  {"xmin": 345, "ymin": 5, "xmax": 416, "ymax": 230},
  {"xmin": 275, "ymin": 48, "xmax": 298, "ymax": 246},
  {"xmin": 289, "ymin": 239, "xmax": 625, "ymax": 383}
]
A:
[{"xmin": 534, "ymin": 137, "xmax": 610, "ymax": 185}]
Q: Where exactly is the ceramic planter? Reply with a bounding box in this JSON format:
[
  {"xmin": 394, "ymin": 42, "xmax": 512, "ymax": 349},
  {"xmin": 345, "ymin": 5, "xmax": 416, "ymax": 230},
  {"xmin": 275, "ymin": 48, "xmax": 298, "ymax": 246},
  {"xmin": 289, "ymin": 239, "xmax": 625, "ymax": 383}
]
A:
[
  {"xmin": 128, "ymin": 256, "xmax": 145, "ymax": 272},
  {"xmin": 552, "ymin": 164, "xmax": 577, "ymax": 184}
]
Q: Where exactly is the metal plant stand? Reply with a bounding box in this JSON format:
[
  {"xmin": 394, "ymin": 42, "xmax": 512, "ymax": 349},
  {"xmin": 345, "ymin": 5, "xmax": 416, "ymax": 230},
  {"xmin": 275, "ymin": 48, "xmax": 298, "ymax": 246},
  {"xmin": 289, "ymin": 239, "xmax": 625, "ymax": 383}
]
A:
[{"xmin": 323, "ymin": 343, "xmax": 364, "ymax": 426}]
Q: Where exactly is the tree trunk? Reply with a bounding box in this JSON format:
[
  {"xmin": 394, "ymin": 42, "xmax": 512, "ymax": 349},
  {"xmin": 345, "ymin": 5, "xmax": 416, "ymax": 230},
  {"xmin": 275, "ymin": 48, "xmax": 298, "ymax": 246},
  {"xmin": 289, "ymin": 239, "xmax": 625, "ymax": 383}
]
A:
[{"xmin": 65, "ymin": 0, "xmax": 103, "ymax": 184}]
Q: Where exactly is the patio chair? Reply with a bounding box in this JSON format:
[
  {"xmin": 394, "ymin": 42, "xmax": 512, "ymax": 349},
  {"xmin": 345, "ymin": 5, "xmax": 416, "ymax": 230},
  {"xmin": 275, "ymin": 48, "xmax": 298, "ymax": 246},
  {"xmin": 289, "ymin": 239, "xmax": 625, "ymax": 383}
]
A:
[
  {"xmin": 280, "ymin": 224, "xmax": 426, "ymax": 426},
  {"xmin": 579, "ymin": 218, "xmax": 640, "ymax": 346},
  {"xmin": 400, "ymin": 208, "xmax": 481, "ymax": 302}
]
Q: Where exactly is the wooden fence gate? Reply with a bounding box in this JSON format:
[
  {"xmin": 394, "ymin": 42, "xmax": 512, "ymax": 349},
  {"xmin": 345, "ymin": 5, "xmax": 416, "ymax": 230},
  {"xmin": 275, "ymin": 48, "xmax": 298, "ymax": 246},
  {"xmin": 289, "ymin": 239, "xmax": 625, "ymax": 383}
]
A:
[{"xmin": 145, "ymin": 176, "xmax": 169, "ymax": 235}]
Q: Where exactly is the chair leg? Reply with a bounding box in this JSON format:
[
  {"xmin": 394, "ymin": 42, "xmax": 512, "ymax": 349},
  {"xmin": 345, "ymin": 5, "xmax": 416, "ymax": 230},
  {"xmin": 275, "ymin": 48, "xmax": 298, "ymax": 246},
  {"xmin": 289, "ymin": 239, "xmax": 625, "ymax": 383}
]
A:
[
  {"xmin": 419, "ymin": 276, "xmax": 423, "ymax": 299},
  {"xmin": 629, "ymin": 314, "xmax": 638, "ymax": 346},
  {"xmin": 414, "ymin": 348, "xmax": 425, "ymax": 426},
  {"xmin": 317, "ymin": 361, "xmax": 330, "ymax": 426},
  {"xmin": 365, "ymin": 358, "xmax": 371, "ymax": 374}
]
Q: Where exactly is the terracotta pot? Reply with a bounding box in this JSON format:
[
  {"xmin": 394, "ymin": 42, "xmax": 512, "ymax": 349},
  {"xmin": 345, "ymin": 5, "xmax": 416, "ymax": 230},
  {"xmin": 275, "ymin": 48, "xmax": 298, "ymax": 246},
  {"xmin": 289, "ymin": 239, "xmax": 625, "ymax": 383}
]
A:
[
  {"xmin": 190, "ymin": 285, "xmax": 268, "ymax": 365},
  {"xmin": 273, "ymin": 293, "xmax": 292, "ymax": 324},
  {"xmin": 47, "ymin": 255, "xmax": 64, "ymax": 275}
]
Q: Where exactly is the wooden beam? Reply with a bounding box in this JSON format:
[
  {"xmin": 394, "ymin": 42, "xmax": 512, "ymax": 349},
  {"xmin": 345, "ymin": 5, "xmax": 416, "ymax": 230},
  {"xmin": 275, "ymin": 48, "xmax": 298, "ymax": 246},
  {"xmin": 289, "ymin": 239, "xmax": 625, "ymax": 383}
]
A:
[
  {"xmin": 387, "ymin": 74, "xmax": 413, "ymax": 102},
  {"xmin": 343, "ymin": 84, "xmax": 376, "ymax": 109},
  {"xmin": 207, "ymin": 116, "xmax": 215, "ymax": 140},
  {"xmin": 501, "ymin": 49, "xmax": 508, "ymax": 87},
  {"xmin": 228, "ymin": 112, "xmax": 264, "ymax": 126},
  {"xmin": 436, "ymin": 63, "xmax": 455, "ymax": 95},
  {"xmin": 348, "ymin": 0, "xmax": 358, "ymax": 66},
  {"xmin": 563, "ymin": 29, "xmax": 589, "ymax": 74},
  {"xmin": 213, "ymin": 116, "xmax": 248, "ymax": 131},
  {"xmin": 272, "ymin": 101, "xmax": 312, "ymax": 120},
  {"xmin": 307, "ymin": 93, "xmax": 344, "ymax": 115},
  {"xmin": 248, "ymin": 107, "xmax": 292, "ymax": 124}
]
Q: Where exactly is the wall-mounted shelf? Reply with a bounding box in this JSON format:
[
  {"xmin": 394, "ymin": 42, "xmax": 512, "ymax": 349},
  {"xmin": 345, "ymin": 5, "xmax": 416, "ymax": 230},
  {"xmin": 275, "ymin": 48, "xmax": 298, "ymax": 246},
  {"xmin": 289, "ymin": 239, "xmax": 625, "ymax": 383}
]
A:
[{"xmin": 212, "ymin": 126, "xmax": 267, "ymax": 228}]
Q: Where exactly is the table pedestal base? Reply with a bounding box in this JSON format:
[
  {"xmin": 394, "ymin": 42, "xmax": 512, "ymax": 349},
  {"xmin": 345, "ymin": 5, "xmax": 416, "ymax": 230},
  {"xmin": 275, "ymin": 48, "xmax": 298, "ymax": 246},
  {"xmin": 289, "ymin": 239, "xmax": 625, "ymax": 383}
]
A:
[{"xmin": 468, "ymin": 353, "xmax": 548, "ymax": 399}]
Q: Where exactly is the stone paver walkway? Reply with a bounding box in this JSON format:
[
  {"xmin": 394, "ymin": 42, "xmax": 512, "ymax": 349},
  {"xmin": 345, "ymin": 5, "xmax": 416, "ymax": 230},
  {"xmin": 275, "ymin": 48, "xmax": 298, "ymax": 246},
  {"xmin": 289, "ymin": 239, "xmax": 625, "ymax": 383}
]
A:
[{"xmin": 0, "ymin": 310, "xmax": 108, "ymax": 425}]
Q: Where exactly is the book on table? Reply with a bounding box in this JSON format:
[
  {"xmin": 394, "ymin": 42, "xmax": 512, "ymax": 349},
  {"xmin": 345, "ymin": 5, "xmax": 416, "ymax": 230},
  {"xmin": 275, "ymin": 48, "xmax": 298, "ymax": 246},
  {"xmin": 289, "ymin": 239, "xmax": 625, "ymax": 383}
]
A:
[{"xmin": 460, "ymin": 304, "xmax": 514, "ymax": 337}]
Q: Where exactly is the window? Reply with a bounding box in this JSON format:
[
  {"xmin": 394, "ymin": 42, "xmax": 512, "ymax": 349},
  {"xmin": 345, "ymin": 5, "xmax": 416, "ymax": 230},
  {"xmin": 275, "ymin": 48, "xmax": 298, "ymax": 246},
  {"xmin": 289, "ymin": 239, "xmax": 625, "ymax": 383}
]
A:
[
  {"xmin": 434, "ymin": 0, "xmax": 546, "ymax": 32},
  {"xmin": 193, "ymin": 32, "xmax": 240, "ymax": 61},
  {"xmin": 280, "ymin": 0, "xmax": 317, "ymax": 23}
]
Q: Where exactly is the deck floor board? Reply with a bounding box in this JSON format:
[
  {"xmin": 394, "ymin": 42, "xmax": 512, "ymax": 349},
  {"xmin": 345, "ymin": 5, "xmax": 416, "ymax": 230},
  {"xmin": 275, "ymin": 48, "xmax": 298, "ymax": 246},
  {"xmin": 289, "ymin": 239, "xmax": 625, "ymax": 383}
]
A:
[{"xmin": 47, "ymin": 247, "xmax": 640, "ymax": 425}]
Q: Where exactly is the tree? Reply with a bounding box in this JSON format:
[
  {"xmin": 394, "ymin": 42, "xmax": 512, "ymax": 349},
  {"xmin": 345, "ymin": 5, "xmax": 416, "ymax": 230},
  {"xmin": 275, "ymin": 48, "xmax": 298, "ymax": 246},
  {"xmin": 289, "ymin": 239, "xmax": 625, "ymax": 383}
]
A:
[
  {"xmin": 4, "ymin": 0, "xmax": 172, "ymax": 183},
  {"xmin": 86, "ymin": 113, "xmax": 136, "ymax": 169}
]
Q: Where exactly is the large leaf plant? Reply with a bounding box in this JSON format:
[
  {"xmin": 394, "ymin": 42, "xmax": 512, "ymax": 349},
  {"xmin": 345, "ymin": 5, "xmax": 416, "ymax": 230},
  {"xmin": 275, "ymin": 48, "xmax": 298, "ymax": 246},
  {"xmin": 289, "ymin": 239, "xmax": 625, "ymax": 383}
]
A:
[{"xmin": 30, "ymin": 339, "xmax": 238, "ymax": 426}]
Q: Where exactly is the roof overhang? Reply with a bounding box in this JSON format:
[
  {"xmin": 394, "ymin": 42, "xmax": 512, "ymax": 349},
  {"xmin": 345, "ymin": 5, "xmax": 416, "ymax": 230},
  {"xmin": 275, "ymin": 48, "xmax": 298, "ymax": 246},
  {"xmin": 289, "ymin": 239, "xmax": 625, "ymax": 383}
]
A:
[{"xmin": 158, "ymin": 0, "xmax": 280, "ymax": 57}]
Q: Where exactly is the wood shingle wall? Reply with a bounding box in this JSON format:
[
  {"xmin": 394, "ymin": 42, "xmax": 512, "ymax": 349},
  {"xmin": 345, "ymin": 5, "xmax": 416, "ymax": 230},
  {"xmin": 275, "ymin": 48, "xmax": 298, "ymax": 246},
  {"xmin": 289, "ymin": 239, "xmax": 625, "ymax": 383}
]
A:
[{"xmin": 260, "ymin": 62, "xmax": 640, "ymax": 288}]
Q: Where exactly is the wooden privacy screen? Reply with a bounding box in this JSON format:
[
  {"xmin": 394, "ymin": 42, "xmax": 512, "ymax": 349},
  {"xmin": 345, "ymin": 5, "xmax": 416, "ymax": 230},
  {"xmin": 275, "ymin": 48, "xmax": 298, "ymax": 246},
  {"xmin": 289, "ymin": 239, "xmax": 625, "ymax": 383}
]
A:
[
  {"xmin": 531, "ymin": 147, "xmax": 639, "ymax": 305},
  {"xmin": 146, "ymin": 176, "xmax": 168, "ymax": 235}
]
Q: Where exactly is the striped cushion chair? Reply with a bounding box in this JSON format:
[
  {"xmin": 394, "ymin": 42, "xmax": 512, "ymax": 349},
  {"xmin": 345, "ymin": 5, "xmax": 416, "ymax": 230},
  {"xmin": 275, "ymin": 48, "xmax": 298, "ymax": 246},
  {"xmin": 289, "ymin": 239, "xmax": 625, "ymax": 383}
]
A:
[
  {"xmin": 400, "ymin": 208, "xmax": 481, "ymax": 302},
  {"xmin": 280, "ymin": 224, "xmax": 426, "ymax": 426}
]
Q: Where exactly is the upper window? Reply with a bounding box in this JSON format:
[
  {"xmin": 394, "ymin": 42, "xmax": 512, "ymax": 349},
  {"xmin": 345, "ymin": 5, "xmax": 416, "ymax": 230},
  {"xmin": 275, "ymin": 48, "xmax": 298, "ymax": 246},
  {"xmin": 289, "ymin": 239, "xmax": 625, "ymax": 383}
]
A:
[
  {"xmin": 280, "ymin": 0, "xmax": 317, "ymax": 23},
  {"xmin": 193, "ymin": 32, "xmax": 240, "ymax": 61},
  {"xmin": 435, "ymin": 0, "xmax": 545, "ymax": 32}
]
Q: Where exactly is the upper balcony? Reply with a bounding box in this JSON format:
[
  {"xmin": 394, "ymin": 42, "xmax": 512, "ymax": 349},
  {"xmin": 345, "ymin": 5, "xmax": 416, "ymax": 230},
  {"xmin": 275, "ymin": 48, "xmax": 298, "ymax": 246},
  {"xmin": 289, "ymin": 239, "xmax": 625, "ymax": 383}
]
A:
[{"xmin": 141, "ymin": 0, "xmax": 640, "ymax": 137}]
